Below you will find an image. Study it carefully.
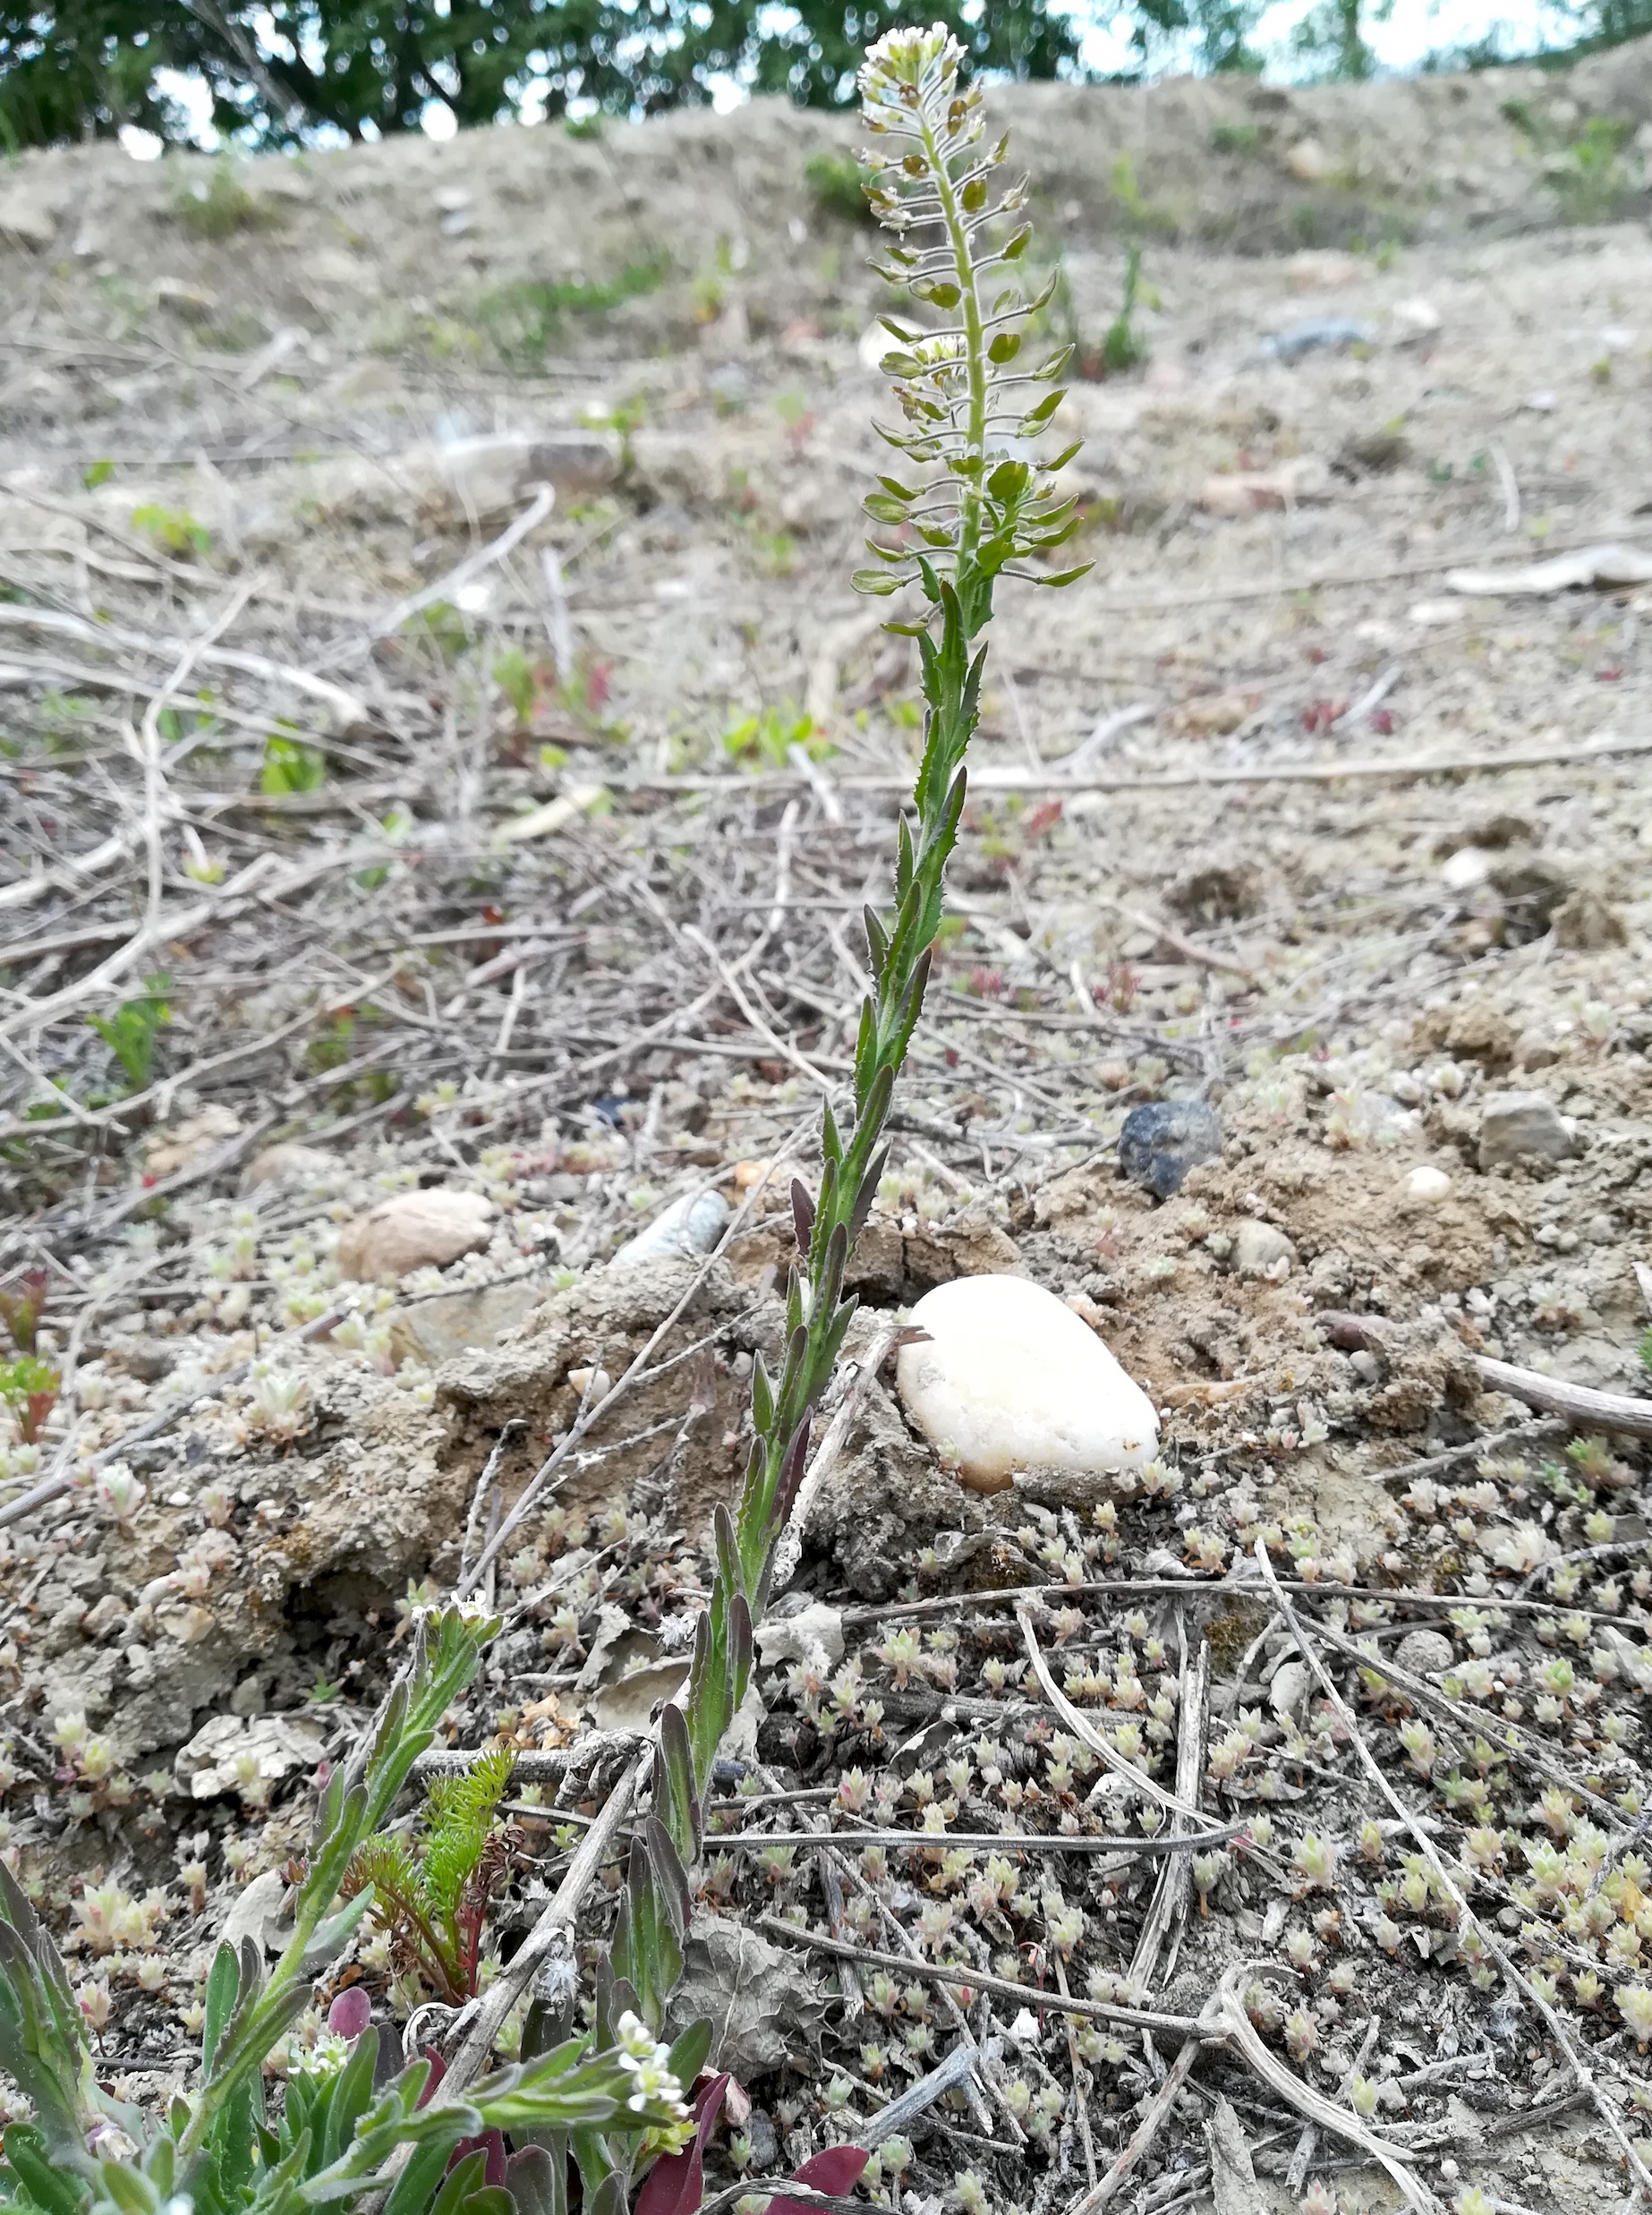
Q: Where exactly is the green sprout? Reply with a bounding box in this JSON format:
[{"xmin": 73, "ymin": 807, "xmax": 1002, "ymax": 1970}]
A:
[
  {"xmin": 476, "ymin": 256, "xmax": 669, "ymax": 369},
  {"xmin": 0, "ymin": 1268, "xmax": 47, "ymax": 1354},
  {"xmin": 342, "ymin": 1745, "xmax": 515, "ymax": 2003},
  {"xmin": 0, "ymin": 1355, "xmax": 58, "ymax": 1444},
  {"xmin": 130, "ymin": 504, "xmax": 212, "ymax": 558},
  {"xmin": 85, "ymin": 974, "xmax": 171, "ymax": 1093},
  {"xmin": 260, "ymin": 731, "xmax": 328, "ymax": 796},
  {"xmin": 173, "ymin": 157, "xmax": 260, "ymax": 241},
  {"xmin": 1101, "ymin": 243, "xmax": 1148, "ymax": 374},
  {"xmin": 722, "ymin": 703, "xmax": 830, "ymax": 770}
]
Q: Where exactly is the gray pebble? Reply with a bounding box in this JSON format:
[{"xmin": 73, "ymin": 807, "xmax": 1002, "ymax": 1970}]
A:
[
  {"xmin": 1478, "ymin": 1089, "xmax": 1576, "ymax": 1171},
  {"xmin": 1395, "ymin": 1629, "xmax": 1454, "ymax": 1677},
  {"xmin": 1118, "ymin": 1100, "xmax": 1222, "ymax": 1199}
]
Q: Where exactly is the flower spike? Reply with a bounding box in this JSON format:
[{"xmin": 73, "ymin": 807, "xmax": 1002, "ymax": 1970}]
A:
[{"xmin": 854, "ymin": 23, "xmax": 1088, "ymax": 624}]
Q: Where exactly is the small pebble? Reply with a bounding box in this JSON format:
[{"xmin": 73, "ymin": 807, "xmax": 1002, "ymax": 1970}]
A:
[
  {"xmin": 1402, "ymin": 1164, "xmax": 1452, "ymax": 1205},
  {"xmin": 1441, "ymin": 848, "xmax": 1493, "ymax": 892},
  {"xmin": 896, "ymin": 1273, "xmax": 1158, "ymax": 1495},
  {"xmin": 1118, "ymin": 1100, "xmax": 1222, "ymax": 1199},
  {"xmin": 335, "ymin": 1188, "xmax": 493, "ymax": 1281},
  {"xmin": 610, "ymin": 1188, "xmax": 729, "ymax": 1267},
  {"xmin": 1395, "ymin": 1629, "xmax": 1454, "ymax": 1677},
  {"xmin": 1232, "ymin": 1218, "xmax": 1295, "ymax": 1276},
  {"xmin": 1477, "ymin": 1089, "xmax": 1577, "ymax": 1171}
]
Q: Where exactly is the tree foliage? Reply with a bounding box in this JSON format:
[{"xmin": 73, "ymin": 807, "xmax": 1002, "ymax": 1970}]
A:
[{"xmin": 0, "ymin": 0, "xmax": 1085, "ymax": 150}]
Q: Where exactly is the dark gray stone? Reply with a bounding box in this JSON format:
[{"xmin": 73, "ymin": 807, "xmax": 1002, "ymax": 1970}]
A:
[{"xmin": 1118, "ymin": 1100, "xmax": 1222, "ymax": 1198}]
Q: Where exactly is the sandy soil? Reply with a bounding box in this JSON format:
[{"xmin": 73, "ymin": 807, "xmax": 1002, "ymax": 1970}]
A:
[{"xmin": 2, "ymin": 38, "xmax": 1652, "ymax": 2215}]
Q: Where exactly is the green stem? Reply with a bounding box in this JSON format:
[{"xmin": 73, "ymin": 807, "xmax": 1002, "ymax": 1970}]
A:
[
  {"xmin": 919, "ymin": 115, "xmax": 988, "ymax": 568},
  {"xmin": 609, "ymin": 35, "xmax": 1045, "ymax": 2107}
]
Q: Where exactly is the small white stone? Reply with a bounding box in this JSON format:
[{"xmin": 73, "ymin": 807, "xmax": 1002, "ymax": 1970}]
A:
[
  {"xmin": 1285, "ymin": 137, "xmax": 1330, "ymax": 183},
  {"xmin": 1232, "ymin": 1219, "xmax": 1295, "ymax": 1277},
  {"xmin": 610, "ymin": 1188, "xmax": 729, "ymax": 1267},
  {"xmin": 1402, "ymin": 1164, "xmax": 1452, "ymax": 1205},
  {"xmin": 896, "ymin": 1274, "xmax": 1158, "ymax": 1495},
  {"xmin": 1269, "ymin": 1658, "xmax": 1311, "ymax": 1718},
  {"xmin": 241, "ymin": 1141, "xmax": 336, "ymax": 1193},
  {"xmin": 1441, "ymin": 847, "xmax": 1493, "ymax": 892},
  {"xmin": 335, "ymin": 1188, "xmax": 493, "ymax": 1282}
]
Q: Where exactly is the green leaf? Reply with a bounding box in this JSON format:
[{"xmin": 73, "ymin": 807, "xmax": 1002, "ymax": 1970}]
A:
[
  {"xmin": 2, "ymin": 2126, "xmax": 85, "ymax": 2215},
  {"xmin": 201, "ymin": 1940, "xmax": 241, "ymax": 2074},
  {"xmin": 666, "ymin": 2016, "xmax": 712, "ymax": 2092},
  {"xmin": 320, "ymin": 2025, "xmax": 379, "ymax": 2167},
  {"xmin": 92, "ymin": 2161, "xmax": 157, "ymax": 2215},
  {"xmin": 381, "ymin": 2138, "xmax": 456, "ymax": 2215},
  {"xmin": 299, "ymin": 1887, "xmax": 376, "ymax": 1977},
  {"xmin": 658, "ymin": 1701, "xmax": 700, "ymax": 1868},
  {"xmin": 260, "ymin": 733, "xmax": 326, "ymax": 797}
]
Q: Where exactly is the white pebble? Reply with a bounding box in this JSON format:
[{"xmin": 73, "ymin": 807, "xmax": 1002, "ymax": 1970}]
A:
[
  {"xmin": 1402, "ymin": 1165, "xmax": 1452, "ymax": 1205},
  {"xmin": 896, "ymin": 1274, "xmax": 1158, "ymax": 1495}
]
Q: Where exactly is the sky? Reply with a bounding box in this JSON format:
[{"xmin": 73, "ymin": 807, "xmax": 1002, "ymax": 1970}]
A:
[{"xmin": 133, "ymin": 0, "xmax": 1569, "ymax": 157}]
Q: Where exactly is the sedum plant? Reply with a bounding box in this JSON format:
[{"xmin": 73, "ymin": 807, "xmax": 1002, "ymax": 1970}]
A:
[{"xmin": 0, "ymin": 30, "xmax": 1082, "ymax": 2215}]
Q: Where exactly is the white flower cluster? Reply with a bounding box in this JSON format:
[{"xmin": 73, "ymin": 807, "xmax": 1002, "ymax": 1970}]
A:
[
  {"xmin": 851, "ymin": 24, "xmax": 1082, "ymax": 601},
  {"xmin": 612, "ymin": 2009, "xmax": 689, "ymax": 2119}
]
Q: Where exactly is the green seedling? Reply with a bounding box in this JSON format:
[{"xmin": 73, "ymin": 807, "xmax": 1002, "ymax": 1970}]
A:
[
  {"xmin": 494, "ymin": 645, "xmax": 540, "ymax": 728},
  {"xmin": 173, "ymin": 157, "xmax": 260, "ymax": 241},
  {"xmin": 343, "ymin": 1746, "xmax": 515, "ymax": 2003},
  {"xmin": 1101, "ymin": 243, "xmax": 1149, "ymax": 374},
  {"xmin": 0, "ymin": 1355, "xmax": 57, "ymax": 1444},
  {"xmin": 131, "ymin": 503, "xmax": 211, "ymax": 557},
  {"xmin": 85, "ymin": 974, "xmax": 170, "ymax": 1093},
  {"xmin": 0, "ymin": 1269, "xmax": 47, "ymax": 1354},
  {"xmin": 579, "ymin": 391, "xmax": 647, "ymax": 470},
  {"xmin": 1560, "ymin": 117, "xmax": 1636, "ymax": 222},
  {"xmin": 260, "ymin": 732, "xmax": 327, "ymax": 796},
  {"xmin": 477, "ymin": 255, "xmax": 669, "ymax": 367},
  {"xmin": 722, "ymin": 703, "xmax": 829, "ymax": 769}
]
